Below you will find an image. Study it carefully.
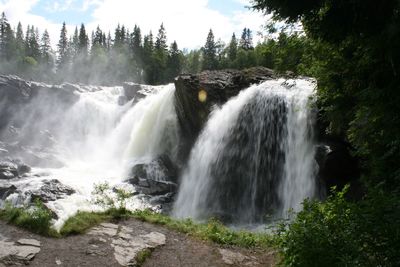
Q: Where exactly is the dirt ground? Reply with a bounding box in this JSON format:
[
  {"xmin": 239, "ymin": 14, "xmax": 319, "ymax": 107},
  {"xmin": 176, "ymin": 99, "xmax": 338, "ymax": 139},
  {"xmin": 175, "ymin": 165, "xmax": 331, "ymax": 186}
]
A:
[{"xmin": 0, "ymin": 219, "xmax": 276, "ymax": 267}]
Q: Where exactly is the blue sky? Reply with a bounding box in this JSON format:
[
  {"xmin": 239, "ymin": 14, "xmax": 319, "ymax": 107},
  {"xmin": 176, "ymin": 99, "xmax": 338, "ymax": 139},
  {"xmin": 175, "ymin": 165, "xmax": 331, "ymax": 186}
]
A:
[{"xmin": 0, "ymin": 0, "xmax": 267, "ymax": 49}]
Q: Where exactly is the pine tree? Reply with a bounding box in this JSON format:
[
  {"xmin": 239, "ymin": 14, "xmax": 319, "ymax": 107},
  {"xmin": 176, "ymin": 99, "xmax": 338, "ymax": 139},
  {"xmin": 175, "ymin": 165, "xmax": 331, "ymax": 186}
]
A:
[
  {"xmin": 93, "ymin": 26, "xmax": 103, "ymax": 47},
  {"xmin": 106, "ymin": 31, "xmax": 112, "ymax": 51},
  {"xmin": 57, "ymin": 22, "xmax": 69, "ymax": 69},
  {"xmin": 40, "ymin": 30, "xmax": 52, "ymax": 65},
  {"xmin": 29, "ymin": 26, "xmax": 40, "ymax": 59},
  {"xmin": 239, "ymin": 28, "xmax": 253, "ymax": 50},
  {"xmin": 202, "ymin": 29, "xmax": 218, "ymax": 70},
  {"xmin": 15, "ymin": 22, "xmax": 24, "ymax": 57},
  {"xmin": 228, "ymin": 33, "xmax": 238, "ymax": 62},
  {"xmin": 0, "ymin": 12, "xmax": 16, "ymax": 61},
  {"xmin": 71, "ymin": 26, "xmax": 79, "ymax": 58},
  {"xmin": 131, "ymin": 25, "xmax": 142, "ymax": 58},
  {"xmin": 166, "ymin": 40, "xmax": 183, "ymax": 80},
  {"xmin": 155, "ymin": 23, "xmax": 167, "ymax": 52},
  {"xmin": 78, "ymin": 23, "xmax": 89, "ymax": 56}
]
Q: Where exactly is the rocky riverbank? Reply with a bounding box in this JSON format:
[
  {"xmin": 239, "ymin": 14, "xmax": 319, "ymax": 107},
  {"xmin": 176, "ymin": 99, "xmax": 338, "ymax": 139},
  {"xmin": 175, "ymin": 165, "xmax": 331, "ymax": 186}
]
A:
[{"xmin": 0, "ymin": 219, "xmax": 276, "ymax": 267}]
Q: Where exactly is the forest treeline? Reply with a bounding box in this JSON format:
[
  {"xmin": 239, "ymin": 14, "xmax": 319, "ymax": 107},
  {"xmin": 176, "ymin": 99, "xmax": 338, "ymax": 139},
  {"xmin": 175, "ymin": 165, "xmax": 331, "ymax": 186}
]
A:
[{"xmin": 0, "ymin": 12, "xmax": 308, "ymax": 85}]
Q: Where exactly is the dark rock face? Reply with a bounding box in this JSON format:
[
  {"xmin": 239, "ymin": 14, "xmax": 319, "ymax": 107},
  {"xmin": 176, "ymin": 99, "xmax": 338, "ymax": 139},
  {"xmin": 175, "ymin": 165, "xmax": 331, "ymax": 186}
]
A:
[
  {"xmin": 126, "ymin": 155, "xmax": 178, "ymax": 199},
  {"xmin": 0, "ymin": 161, "xmax": 18, "ymax": 180},
  {"xmin": 130, "ymin": 155, "xmax": 178, "ymax": 183},
  {"xmin": 174, "ymin": 67, "xmax": 276, "ymax": 160},
  {"xmin": 0, "ymin": 75, "xmax": 79, "ymax": 131},
  {"xmin": 316, "ymin": 138, "xmax": 361, "ymax": 199},
  {"xmin": 29, "ymin": 179, "xmax": 75, "ymax": 203},
  {"xmin": 123, "ymin": 83, "xmax": 145, "ymax": 102},
  {"xmin": 0, "ymin": 184, "xmax": 17, "ymax": 200},
  {"xmin": 127, "ymin": 177, "xmax": 177, "ymax": 196}
]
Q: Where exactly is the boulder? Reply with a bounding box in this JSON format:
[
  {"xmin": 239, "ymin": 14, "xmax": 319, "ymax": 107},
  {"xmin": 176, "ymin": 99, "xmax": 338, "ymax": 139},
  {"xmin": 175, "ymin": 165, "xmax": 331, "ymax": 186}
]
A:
[
  {"xmin": 29, "ymin": 179, "xmax": 75, "ymax": 203},
  {"xmin": 0, "ymin": 161, "xmax": 18, "ymax": 180},
  {"xmin": 123, "ymin": 82, "xmax": 145, "ymax": 102},
  {"xmin": 0, "ymin": 184, "xmax": 17, "ymax": 200},
  {"xmin": 0, "ymin": 159, "xmax": 32, "ymax": 180},
  {"xmin": 174, "ymin": 67, "xmax": 276, "ymax": 159},
  {"xmin": 127, "ymin": 177, "xmax": 177, "ymax": 196},
  {"xmin": 130, "ymin": 155, "xmax": 178, "ymax": 183}
]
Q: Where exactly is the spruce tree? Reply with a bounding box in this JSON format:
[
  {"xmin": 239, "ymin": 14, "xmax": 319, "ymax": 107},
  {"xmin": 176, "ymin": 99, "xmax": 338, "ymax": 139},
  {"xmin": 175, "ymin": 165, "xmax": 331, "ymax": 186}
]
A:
[
  {"xmin": 166, "ymin": 41, "xmax": 183, "ymax": 80},
  {"xmin": 0, "ymin": 12, "xmax": 15, "ymax": 61},
  {"xmin": 57, "ymin": 22, "xmax": 69, "ymax": 70},
  {"xmin": 155, "ymin": 23, "xmax": 167, "ymax": 52},
  {"xmin": 71, "ymin": 26, "xmax": 79, "ymax": 58},
  {"xmin": 228, "ymin": 33, "xmax": 238, "ymax": 62},
  {"xmin": 40, "ymin": 30, "xmax": 52, "ymax": 65},
  {"xmin": 202, "ymin": 29, "xmax": 218, "ymax": 70},
  {"xmin": 131, "ymin": 25, "xmax": 142, "ymax": 58},
  {"xmin": 240, "ymin": 28, "xmax": 253, "ymax": 50},
  {"xmin": 15, "ymin": 22, "xmax": 24, "ymax": 58},
  {"xmin": 78, "ymin": 23, "xmax": 89, "ymax": 56}
]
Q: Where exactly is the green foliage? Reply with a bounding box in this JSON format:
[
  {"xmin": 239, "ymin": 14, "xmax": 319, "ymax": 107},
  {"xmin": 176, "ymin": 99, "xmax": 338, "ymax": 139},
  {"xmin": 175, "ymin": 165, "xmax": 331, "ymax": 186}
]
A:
[
  {"xmin": 132, "ymin": 209, "xmax": 273, "ymax": 248},
  {"xmin": 252, "ymin": 0, "xmax": 400, "ymax": 192},
  {"xmin": 92, "ymin": 182, "xmax": 133, "ymax": 219},
  {"xmin": 274, "ymin": 186, "xmax": 400, "ymax": 267},
  {"xmin": 135, "ymin": 248, "xmax": 152, "ymax": 266},
  {"xmin": 60, "ymin": 211, "xmax": 109, "ymax": 236},
  {"xmin": 202, "ymin": 29, "xmax": 218, "ymax": 70},
  {"xmin": 0, "ymin": 200, "xmax": 58, "ymax": 236}
]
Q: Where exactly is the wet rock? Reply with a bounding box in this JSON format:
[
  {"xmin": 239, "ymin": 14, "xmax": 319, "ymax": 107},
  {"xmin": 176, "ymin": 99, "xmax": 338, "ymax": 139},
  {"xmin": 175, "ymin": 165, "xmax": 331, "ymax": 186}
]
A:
[
  {"xmin": 0, "ymin": 161, "xmax": 18, "ymax": 180},
  {"xmin": 174, "ymin": 67, "xmax": 277, "ymax": 160},
  {"xmin": 130, "ymin": 155, "xmax": 178, "ymax": 183},
  {"xmin": 123, "ymin": 83, "xmax": 145, "ymax": 102},
  {"xmin": 0, "ymin": 184, "xmax": 17, "ymax": 200},
  {"xmin": 127, "ymin": 177, "xmax": 177, "ymax": 196},
  {"xmin": 29, "ymin": 179, "xmax": 75, "ymax": 203}
]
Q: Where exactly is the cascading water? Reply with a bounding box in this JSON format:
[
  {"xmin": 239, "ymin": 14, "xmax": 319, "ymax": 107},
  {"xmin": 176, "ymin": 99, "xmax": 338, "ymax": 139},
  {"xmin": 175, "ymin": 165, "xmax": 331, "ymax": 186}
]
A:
[
  {"xmin": 173, "ymin": 79, "xmax": 318, "ymax": 224},
  {"xmin": 0, "ymin": 82, "xmax": 178, "ymax": 229}
]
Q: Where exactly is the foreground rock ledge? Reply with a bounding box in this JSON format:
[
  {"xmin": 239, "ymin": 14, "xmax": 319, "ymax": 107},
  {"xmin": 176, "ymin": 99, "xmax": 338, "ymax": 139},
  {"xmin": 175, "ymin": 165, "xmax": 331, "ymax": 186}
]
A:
[{"xmin": 174, "ymin": 67, "xmax": 276, "ymax": 159}]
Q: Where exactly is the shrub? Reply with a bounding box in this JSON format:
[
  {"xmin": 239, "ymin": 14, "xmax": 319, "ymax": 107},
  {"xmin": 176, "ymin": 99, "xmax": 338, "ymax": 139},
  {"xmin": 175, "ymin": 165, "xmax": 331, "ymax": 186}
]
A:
[
  {"xmin": 92, "ymin": 182, "xmax": 133, "ymax": 219},
  {"xmin": 275, "ymin": 185, "xmax": 400, "ymax": 267}
]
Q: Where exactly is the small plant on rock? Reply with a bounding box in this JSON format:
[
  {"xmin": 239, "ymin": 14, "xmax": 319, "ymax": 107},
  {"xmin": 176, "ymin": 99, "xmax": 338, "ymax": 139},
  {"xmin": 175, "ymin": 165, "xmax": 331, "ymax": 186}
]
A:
[{"xmin": 92, "ymin": 182, "xmax": 134, "ymax": 219}]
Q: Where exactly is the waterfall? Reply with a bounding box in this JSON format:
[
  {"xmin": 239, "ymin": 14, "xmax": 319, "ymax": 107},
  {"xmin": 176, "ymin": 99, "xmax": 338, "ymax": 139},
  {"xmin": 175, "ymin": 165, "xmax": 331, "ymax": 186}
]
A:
[
  {"xmin": 0, "ymin": 83, "xmax": 178, "ymax": 229},
  {"xmin": 173, "ymin": 79, "xmax": 317, "ymax": 224}
]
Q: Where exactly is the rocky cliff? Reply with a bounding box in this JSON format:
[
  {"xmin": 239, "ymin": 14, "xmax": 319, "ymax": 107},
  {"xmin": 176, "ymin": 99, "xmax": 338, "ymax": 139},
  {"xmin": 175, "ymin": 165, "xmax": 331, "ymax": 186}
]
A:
[{"xmin": 174, "ymin": 67, "xmax": 276, "ymax": 159}]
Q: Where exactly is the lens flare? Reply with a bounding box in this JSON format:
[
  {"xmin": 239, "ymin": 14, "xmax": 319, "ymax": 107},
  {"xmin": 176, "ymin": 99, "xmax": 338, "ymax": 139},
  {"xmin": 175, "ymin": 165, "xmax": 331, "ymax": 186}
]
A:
[{"xmin": 198, "ymin": 89, "xmax": 207, "ymax": 103}]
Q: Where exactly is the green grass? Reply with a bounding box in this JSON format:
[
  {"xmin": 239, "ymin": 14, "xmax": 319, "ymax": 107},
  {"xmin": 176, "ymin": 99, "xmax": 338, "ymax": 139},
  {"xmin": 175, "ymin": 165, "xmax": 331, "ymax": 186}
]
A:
[
  {"xmin": 59, "ymin": 211, "xmax": 110, "ymax": 235},
  {"xmin": 131, "ymin": 209, "xmax": 273, "ymax": 248},
  {"xmin": 135, "ymin": 248, "xmax": 152, "ymax": 266},
  {"xmin": 0, "ymin": 203, "xmax": 273, "ymax": 249},
  {"xmin": 0, "ymin": 200, "xmax": 59, "ymax": 237}
]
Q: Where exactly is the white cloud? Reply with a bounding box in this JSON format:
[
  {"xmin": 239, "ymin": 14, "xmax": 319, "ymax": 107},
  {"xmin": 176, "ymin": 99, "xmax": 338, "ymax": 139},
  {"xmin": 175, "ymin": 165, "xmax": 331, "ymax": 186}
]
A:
[
  {"xmin": 87, "ymin": 0, "xmax": 267, "ymax": 49},
  {"xmin": 0, "ymin": 0, "xmax": 269, "ymax": 50},
  {"xmin": 45, "ymin": 0, "xmax": 76, "ymax": 13}
]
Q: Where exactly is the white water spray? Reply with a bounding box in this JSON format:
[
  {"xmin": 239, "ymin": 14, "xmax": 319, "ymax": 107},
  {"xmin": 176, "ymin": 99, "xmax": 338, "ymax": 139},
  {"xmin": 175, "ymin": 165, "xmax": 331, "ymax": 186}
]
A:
[{"xmin": 0, "ymin": 83, "xmax": 178, "ymax": 229}]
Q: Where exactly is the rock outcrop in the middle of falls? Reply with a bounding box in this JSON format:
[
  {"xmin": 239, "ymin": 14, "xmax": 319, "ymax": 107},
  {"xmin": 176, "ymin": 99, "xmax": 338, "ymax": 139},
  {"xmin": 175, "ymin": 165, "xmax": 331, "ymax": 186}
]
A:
[{"xmin": 174, "ymin": 67, "xmax": 276, "ymax": 159}]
